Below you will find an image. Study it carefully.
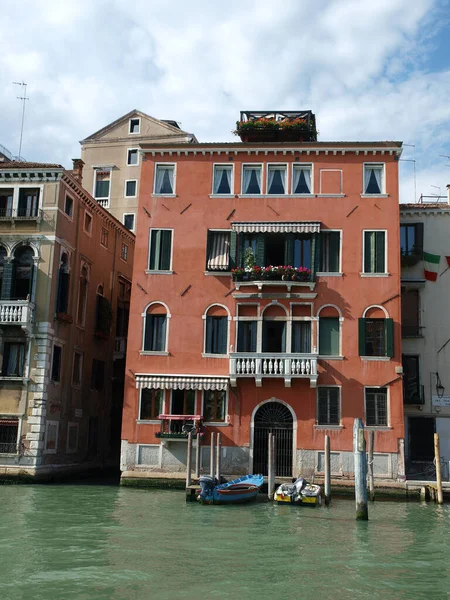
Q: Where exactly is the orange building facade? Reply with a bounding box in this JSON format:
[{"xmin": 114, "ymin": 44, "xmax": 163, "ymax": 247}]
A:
[{"xmin": 121, "ymin": 117, "xmax": 404, "ymax": 482}]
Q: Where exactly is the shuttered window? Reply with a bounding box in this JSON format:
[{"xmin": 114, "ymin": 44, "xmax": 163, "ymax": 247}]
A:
[
  {"xmin": 358, "ymin": 318, "xmax": 393, "ymax": 357},
  {"xmin": 205, "ymin": 316, "xmax": 227, "ymax": 355},
  {"xmin": 319, "ymin": 317, "xmax": 340, "ymax": 356},
  {"xmin": 364, "ymin": 231, "xmax": 386, "ymax": 273},
  {"xmin": 149, "ymin": 230, "xmax": 172, "ymax": 271},
  {"xmin": 292, "ymin": 321, "xmax": 311, "ymax": 353},
  {"xmin": 365, "ymin": 388, "xmax": 388, "ymax": 426},
  {"xmin": 317, "ymin": 388, "xmax": 340, "ymax": 425},
  {"xmin": 144, "ymin": 314, "xmax": 167, "ymax": 351},
  {"xmin": 320, "ymin": 231, "xmax": 340, "ymax": 272},
  {"xmin": 401, "ymin": 289, "xmax": 420, "ymax": 337},
  {"xmin": 206, "ymin": 231, "xmax": 230, "ymax": 271}
]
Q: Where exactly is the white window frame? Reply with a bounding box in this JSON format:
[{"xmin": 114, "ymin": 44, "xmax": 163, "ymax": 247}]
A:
[
  {"xmin": 361, "ymin": 229, "xmax": 388, "ymax": 276},
  {"xmin": 211, "ymin": 163, "xmax": 234, "ymax": 196},
  {"xmin": 316, "ymin": 385, "xmax": 342, "ymax": 427},
  {"xmin": 140, "ymin": 301, "xmax": 171, "ymax": 355},
  {"xmin": 83, "ymin": 210, "xmax": 93, "ymax": 236},
  {"xmin": 124, "ymin": 179, "xmax": 138, "ymax": 198},
  {"xmin": 146, "ymin": 228, "xmax": 174, "ymax": 274},
  {"xmin": 317, "ymin": 305, "xmax": 343, "ymax": 358},
  {"xmin": 291, "ymin": 163, "xmax": 314, "ymax": 195},
  {"xmin": 129, "ymin": 117, "xmax": 141, "ymax": 135},
  {"xmin": 202, "ymin": 304, "xmax": 231, "ymax": 358},
  {"xmin": 137, "ymin": 388, "xmax": 165, "ymax": 424},
  {"xmin": 202, "ymin": 388, "xmax": 229, "ymax": 426},
  {"xmin": 127, "ymin": 148, "xmax": 139, "ymax": 167},
  {"xmin": 362, "ymin": 162, "xmax": 386, "ymax": 196},
  {"xmin": 317, "ymin": 229, "xmax": 343, "ymax": 276},
  {"xmin": 93, "ymin": 168, "xmax": 112, "ymax": 204},
  {"xmin": 266, "ymin": 163, "xmax": 288, "ymax": 195},
  {"xmin": 64, "ymin": 194, "xmax": 74, "ymax": 220},
  {"xmin": 72, "ymin": 350, "xmax": 83, "ymax": 389},
  {"xmin": 44, "ymin": 420, "xmax": 59, "ymax": 454},
  {"xmin": 66, "ymin": 422, "xmax": 79, "ymax": 453},
  {"xmin": 364, "ymin": 385, "xmax": 390, "ymax": 428},
  {"xmin": 123, "ymin": 213, "xmax": 136, "ymax": 232},
  {"xmin": 240, "ymin": 164, "xmax": 263, "ymax": 195},
  {"xmin": 153, "ymin": 163, "xmax": 176, "ymax": 196},
  {"xmin": 289, "ymin": 316, "xmax": 313, "ymax": 354},
  {"xmin": 121, "ymin": 243, "xmax": 129, "ymax": 262}
]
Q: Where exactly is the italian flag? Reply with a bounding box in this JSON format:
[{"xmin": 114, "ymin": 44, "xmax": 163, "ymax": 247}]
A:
[{"xmin": 424, "ymin": 252, "xmax": 440, "ymax": 281}]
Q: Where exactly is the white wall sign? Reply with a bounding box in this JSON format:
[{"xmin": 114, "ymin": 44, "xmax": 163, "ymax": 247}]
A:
[
  {"xmin": 75, "ymin": 408, "xmax": 83, "ymax": 418},
  {"xmin": 432, "ymin": 396, "xmax": 450, "ymax": 407}
]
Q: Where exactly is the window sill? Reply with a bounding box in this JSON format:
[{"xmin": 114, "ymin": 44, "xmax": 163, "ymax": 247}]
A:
[
  {"xmin": 360, "ymin": 273, "xmax": 390, "ymax": 277},
  {"xmin": 316, "ymin": 194, "xmax": 345, "ymax": 198},
  {"xmin": 204, "ymin": 271, "xmax": 232, "ymax": 277},
  {"xmin": 202, "ymin": 353, "xmax": 228, "ymax": 359},
  {"xmin": 145, "ymin": 270, "xmax": 174, "ymax": 275},
  {"xmin": 364, "ymin": 426, "xmax": 392, "ymax": 430},
  {"xmin": 0, "ymin": 376, "xmax": 27, "ymax": 383},
  {"xmin": 0, "ymin": 452, "xmax": 19, "ymax": 457},
  {"xmin": 314, "ymin": 425, "xmax": 343, "ymax": 430},
  {"xmin": 136, "ymin": 420, "xmax": 160, "ymax": 425},
  {"xmin": 360, "ymin": 194, "xmax": 389, "ymax": 198},
  {"xmin": 317, "ymin": 272, "xmax": 343, "ymax": 277},
  {"xmin": 360, "ymin": 356, "xmax": 391, "ymax": 361},
  {"xmin": 209, "ymin": 194, "xmax": 236, "ymax": 198},
  {"xmin": 318, "ymin": 355, "xmax": 344, "ymax": 360},
  {"xmin": 140, "ymin": 351, "xmax": 169, "ymax": 356},
  {"xmin": 151, "ymin": 193, "xmax": 176, "ymax": 198},
  {"xmin": 204, "ymin": 421, "xmax": 230, "ymax": 427}
]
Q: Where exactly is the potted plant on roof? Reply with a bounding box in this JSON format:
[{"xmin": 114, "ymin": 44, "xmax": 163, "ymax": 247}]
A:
[{"xmin": 233, "ymin": 116, "xmax": 317, "ymax": 143}]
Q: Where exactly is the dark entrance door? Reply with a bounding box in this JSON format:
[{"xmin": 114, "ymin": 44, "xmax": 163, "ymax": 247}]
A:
[
  {"xmin": 409, "ymin": 417, "xmax": 435, "ymax": 461},
  {"xmin": 253, "ymin": 402, "xmax": 293, "ymax": 476}
]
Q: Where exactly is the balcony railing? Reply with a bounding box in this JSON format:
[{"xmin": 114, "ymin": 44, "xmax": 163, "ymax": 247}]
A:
[
  {"xmin": 95, "ymin": 198, "xmax": 109, "ymax": 208},
  {"xmin": 0, "ymin": 208, "xmax": 42, "ymax": 220},
  {"xmin": 0, "ymin": 300, "xmax": 34, "ymax": 326},
  {"xmin": 156, "ymin": 414, "xmax": 204, "ymax": 442},
  {"xmin": 402, "ymin": 325, "xmax": 422, "ymax": 338},
  {"xmin": 230, "ymin": 353, "xmax": 318, "ymax": 388},
  {"xmin": 404, "ymin": 385, "xmax": 425, "ymax": 406}
]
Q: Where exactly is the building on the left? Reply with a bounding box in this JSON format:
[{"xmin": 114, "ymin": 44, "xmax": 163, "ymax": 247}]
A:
[{"xmin": 0, "ymin": 160, "xmax": 134, "ymax": 479}]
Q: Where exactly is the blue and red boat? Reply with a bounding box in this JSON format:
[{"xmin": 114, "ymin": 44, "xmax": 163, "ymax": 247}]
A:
[{"xmin": 197, "ymin": 474, "xmax": 263, "ymax": 505}]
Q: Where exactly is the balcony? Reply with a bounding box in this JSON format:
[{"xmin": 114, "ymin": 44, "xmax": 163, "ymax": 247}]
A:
[
  {"xmin": 402, "ymin": 325, "xmax": 422, "ymax": 338},
  {"xmin": 0, "ymin": 300, "xmax": 34, "ymax": 329},
  {"xmin": 230, "ymin": 353, "xmax": 318, "ymax": 388},
  {"xmin": 404, "ymin": 385, "xmax": 425, "ymax": 406},
  {"xmin": 156, "ymin": 414, "xmax": 204, "ymax": 444},
  {"xmin": 0, "ymin": 208, "xmax": 42, "ymax": 222}
]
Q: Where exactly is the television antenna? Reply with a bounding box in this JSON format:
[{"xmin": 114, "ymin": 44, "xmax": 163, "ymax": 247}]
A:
[
  {"xmin": 12, "ymin": 81, "xmax": 29, "ymax": 160},
  {"xmin": 401, "ymin": 143, "xmax": 416, "ymax": 202}
]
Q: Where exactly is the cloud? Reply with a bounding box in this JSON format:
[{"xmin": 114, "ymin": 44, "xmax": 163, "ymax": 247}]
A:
[{"xmin": 0, "ymin": 0, "xmax": 449, "ymax": 200}]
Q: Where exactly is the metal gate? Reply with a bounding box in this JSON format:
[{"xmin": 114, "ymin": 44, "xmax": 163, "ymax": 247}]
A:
[{"xmin": 253, "ymin": 402, "xmax": 293, "ymax": 476}]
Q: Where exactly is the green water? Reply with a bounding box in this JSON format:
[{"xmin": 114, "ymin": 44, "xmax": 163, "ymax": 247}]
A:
[{"xmin": 1, "ymin": 485, "xmax": 449, "ymax": 600}]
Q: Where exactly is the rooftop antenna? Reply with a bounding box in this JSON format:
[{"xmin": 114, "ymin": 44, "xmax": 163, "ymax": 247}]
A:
[
  {"xmin": 12, "ymin": 81, "xmax": 29, "ymax": 160},
  {"xmin": 401, "ymin": 143, "xmax": 416, "ymax": 202},
  {"xmin": 430, "ymin": 185, "xmax": 441, "ymax": 199}
]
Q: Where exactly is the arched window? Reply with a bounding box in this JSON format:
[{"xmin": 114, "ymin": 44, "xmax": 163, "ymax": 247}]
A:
[
  {"xmin": 76, "ymin": 264, "xmax": 89, "ymax": 326},
  {"xmin": 0, "ymin": 246, "xmax": 7, "ymax": 298},
  {"xmin": 318, "ymin": 306, "xmax": 341, "ymax": 356},
  {"xmin": 12, "ymin": 245, "xmax": 34, "ymax": 300},
  {"xmin": 56, "ymin": 252, "xmax": 70, "ymax": 314},
  {"xmin": 262, "ymin": 304, "xmax": 287, "ymax": 353},
  {"xmin": 359, "ymin": 306, "xmax": 393, "ymax": 358},
  {"xmin": 204, "ymin": 305, "xmax": 229, "ymax": 355},
  {"xmin": 143, "ymin": 303, "xmax": 168, "ymax": 352}
]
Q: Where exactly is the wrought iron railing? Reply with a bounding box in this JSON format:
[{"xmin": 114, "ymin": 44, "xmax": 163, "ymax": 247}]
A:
[
  {"xmin": 403, "ymin": 384, "xmax": 425, "ymax": 405},
  {"xmin": 402, "ymin": 325, "xmax": 422, "ymax": 337}
]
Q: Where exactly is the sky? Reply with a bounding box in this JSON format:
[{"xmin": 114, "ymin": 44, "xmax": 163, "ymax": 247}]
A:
[{"xmin": 1, "ymin": 0, "xmax": 450, "ymax": 202}]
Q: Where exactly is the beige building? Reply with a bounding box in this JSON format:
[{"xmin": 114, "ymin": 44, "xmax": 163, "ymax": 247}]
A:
[
  {"xmin": 80, "ymin": 110, "xmax": 196, "ymax": 229},
  {"xmin": 0, "ymin": 160, "xmax": 134, "ymax": 479}
]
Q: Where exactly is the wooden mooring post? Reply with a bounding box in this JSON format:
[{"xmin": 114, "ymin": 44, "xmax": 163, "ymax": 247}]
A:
[
  {"xmin": 324, "ymin": 434, "xmax": 331, "ymax": 506},
  {"xmin": 210, "ymin": 432, "xmax": 216, "ymax": 479},
  {"xmin": 368, "ymin": 430, "xmax": 375, "ymax": 502},
  {"xmin": 354, "ymin": 418, "xmax": 368, "ymax": 520},
  {"xmin": 434, "ymin": 433, "xmax": 444, "ymax": 505},
  {"xmin": 215, "ymin": 433, "xmax": 222, "ymax": 482},
  {"xmin": 186, "ymin": 431, "xmax": 193, "ymax": 487},
  {"xmin": 195, "ymin": 428, "xmax": 201, "ymax": 480},
  {"xmin": 268, "ymin": 433, "xmax": 276, "ymax": 500}
]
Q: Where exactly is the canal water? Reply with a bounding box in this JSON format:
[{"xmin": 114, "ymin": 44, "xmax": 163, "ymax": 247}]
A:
[{"xmin": 1, "ymin": 485, "xmax": 449, "ymax": 600}]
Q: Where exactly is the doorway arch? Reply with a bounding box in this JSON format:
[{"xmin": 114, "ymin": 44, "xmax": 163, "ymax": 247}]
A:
[{"xmin": 252, "ymin": 400, "xmax": 294, "ymax": 476}]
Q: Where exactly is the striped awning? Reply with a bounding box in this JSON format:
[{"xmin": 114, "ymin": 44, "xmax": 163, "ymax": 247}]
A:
[
  {"xmin": 207, "ymin": 232, "xmax": 230, "ymax": 270},
  {"xmin": 135, "ymin": 375, "xmax": 229, "ymax": 390},
  {"xmin": 231, "ymin": 222, "xmax": 320, "ymax": 234}
]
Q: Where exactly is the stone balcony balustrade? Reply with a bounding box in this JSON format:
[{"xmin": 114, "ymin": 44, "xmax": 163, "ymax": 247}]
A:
[
  {"xmin": 230, "ymin": 352, "xmax": 318, "ymax": 388},
  {"xmin": 0, "ymin": 300, "xmax": 35, "ymax": 331}
]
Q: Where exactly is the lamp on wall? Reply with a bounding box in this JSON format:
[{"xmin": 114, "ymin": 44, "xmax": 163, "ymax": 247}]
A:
[{"xmin": 432, "ymin": 372, "xmax": 446, "ymax": 398}]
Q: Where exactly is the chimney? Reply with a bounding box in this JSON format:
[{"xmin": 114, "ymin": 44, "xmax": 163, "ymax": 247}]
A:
[{"xmin": 72, "ymin": 158, "xmax": 84, "ymax": 184}]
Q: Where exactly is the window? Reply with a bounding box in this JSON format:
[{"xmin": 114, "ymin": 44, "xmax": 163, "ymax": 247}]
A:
[
  {"xmin": 95, "ymin": 288, "xmax": 111, "ymax": 336},
  {"xmin": 144, "ymin": 314, "xmax": 167, "ymax": 352},
  {"xmin": 292, "ymin": 321, "xmax": 311, "ymax": 353},
  {"xmin": 18, "ymin": 188, "xmax": 40, "ymax": 217},
  {"xmin": 154, "ymin": 165, "xmax": 175, "ymax": 194},
  {"xmin": 213, "ymin": 165, "xmax": 233, "ymax": 194},
  {"xmin": 94, "ymin": 170, "xmax": 111, "ymax": 199},
  {"xmin": 139, "ymin": 389, "xmax": 164, "ymax": 420},
  {"xmin": 12, "ymin": 246, "xmax": 34, "ymax": 300},
  {"xmin": 123, "ymin": 214, "xmax": 135, "ymax": 231},
  {"xmin": 44, "ymin": 421, "xmax": 58, "ymax": 452},
  {"xmin": 121, "ymin": 243, "xmax": 129, "ymax": 261},
  {"xmin": 127, "ymin": 149, "xmax": 139, "ymax": 166},
  {"xmin": 359, "ymin": 317, "xmax": 393, "ymax": 357},
  {"xmin": 205, "ymin": 316, "xmax": 228, "ymax": 355},
  {"xmin": 203, "ymin": 390, "xmax": 226, "ymax": 422},
  {"xmin": 267, "ymin": 165, "xmax": 286, "ymax": 194},
  {"xmin": 319, "ymin": 317, "xmax": 340, "ymax": 356},
  {"xmin": 364, "ymin": 164, "xmax": 384, "ymax": 194},
  {"xmin": 0, "ymin": 246, "xmax": 5, "ymax": 298},
  {"xmin": 0, "ymin": 188, "xmax": 13, "ymax": 217},
  {"xmin": 0, "ymin": 418, "xmax": 19, "ymax": 453},
  {"xmin": 237, "ymin": 321, "xmax": 257, "ymax": 352},
  {"xmin": 76, "ymin": 264, "xmax": 89, "ymax": 326},
  {"xmin": 67, "ymin": 423, "xmax": 79, "ymax": 453},
  {"xmin": 125, "ymin": 180, "xmax": 137, "ymax": 197},
  {"xmin": 101, "ymin": 227, "xmax": 109, "ymax": 248},
  {"xmin": 56, "ymin": 252, "xmax": 70, "ymax": 314},
  {"xmin": 64, "ymin": 195, "xmax": 73, "ymax": 217},
  {"xmin": 262, "ymin": 319, "xmax": 286, "ymax": 353},
  {"xmin": 365, "ymin": 388, "xmax": 388, "ymax": 426},
  {"xmin": 206, "ymin": 231, "xmax": 230, "ymax": 271},
  {"xmin": 400, "ymin": 223, "xmax": 423, "ymax": 258},
  {"xmin": 292, "ymin": 165, "xmax": 312, "ymax": 194},
  {"xmin": 363, "ymin": 231, "xmax": 386, "ymax": 274},
  {"xmin": 320, "ymin": 231, "xmax": 340, "ymax": 272},
  {"xmin": 1, "ymin": 342, "xmax": 25, "ymax": 377},
  {"xmin": 129, "ymin": 118, "xmax": 140, "ymax": 134},
  {"xmin": 149, "ymin": 229, "xmax": 172, "ymax": 271},
  {"xmin": 72, "ymin": 351, "xmax": 83, "ymax": 386},
  {"xmin": 317, "ymin": 387, "xmax": 340, "ymax": 425},
  {"xmin": 51, "ymin": 345, "xmax": 62, "ymax": 382},
  {"xmin": 402, "ymin": 355, "xmax": 422, "ymax": 405},
  {"xmin": 242, "ymin": 165, "xmax": 262, "ymax": 194},
  {"xmin": 91, "ymin": 359, "xmax": 105, "ymax": 391},
  {"xmin": 401, "ymin": 288, "xmax": 420, "ymax": 337},
  {"xmin": 171, "ymin": 389, "xmax": 195, "ymax": 415},
  {"xmin": 84, "ymin": 212, "xmax": 92, "ymax": 235}
]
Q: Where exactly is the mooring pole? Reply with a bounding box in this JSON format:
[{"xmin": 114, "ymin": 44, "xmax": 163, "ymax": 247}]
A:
[
  {"xmin": 186, "ymin": 431, "xmax": 192, "ymax": 487},
  {"xmin": 324, "ymin": 434, "xmax": 331, "ymax": 506},
  {"xmin": 195, "ymin": 428, "xmax": 201, "ymax": 480},
  {"xmin": 268, "ymin": 433, "xmax": 275, "ymax": 500},
  {"xmin": 215, "ymin": 432, "xmax": 222, "ymax": 482},
  {"xmin": 354, "ymin": 418, "xmax": 368, "ymax": 520},
  {"xmin": 368, "ymin": 429, "xmax": 375, "ymax": 502},
  {"xmin": 210, "ymin": 432, "xmax": 215, "ymax": 479},
  {"xmin": 434, "ymin": 433, "xmax": 444, "ymax": 505}
]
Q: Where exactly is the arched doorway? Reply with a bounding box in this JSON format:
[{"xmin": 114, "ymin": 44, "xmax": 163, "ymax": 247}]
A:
[{"xmin": 253, "ymin": 401, "xmax": 293, "ymax": 476}]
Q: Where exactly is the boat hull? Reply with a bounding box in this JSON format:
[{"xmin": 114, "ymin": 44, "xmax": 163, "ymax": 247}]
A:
[
  {"xmin": 198, "ymin": 474, "xmax": 263, "ymax": 505},
  {"xmin": 274, "ymin": 480, "xmax": 322, "ymax": 506}
]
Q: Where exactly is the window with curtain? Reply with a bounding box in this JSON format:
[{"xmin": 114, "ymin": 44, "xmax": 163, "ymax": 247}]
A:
[
  {"xmin": 206, "ymin": 231, "xmax": 230, "ymax": 271},
  {"xmin": 149, "ymin": 229, "xmax": 172, "ymax": 271},
  {"xmin": 292, "ymin": 165, "xmax": 312, "ymax": 194},
  {"xmin": 359, "ymin": 318, "xmax": 393, "ymax": 357},
  {"xmin": 237, "ymin": 321, "xmax": 257, "ymax": 352},
  {"xmin": 293, "ymin": 236, "xmax": 312, "ymax": 270},
  {"xmin": 213, "ymin": 165, "xmax": 232, "ymax": 194},
  {"xmin": 365, "ymin": 387, "xmax": 388, "ymax": 426},
  {"xmin": 400, "ymin": 223, "xmax": 423, "ymax": 257},
  {"xmin": 320, "ymin": 231, "xmax": 341, "ymax": 272},
  {"xmin": 170, "ymin": 390, "xmax": 196, "ymax": 432},
  {"xmin": 0, "ymin": 188, "xmax": 13, "ymax": 217},
  {"xmin": 139, "ymin": 388, "xmax": 164, "ymax": 420},
  {"xmin": 364, "ymin": 164, "xmax": 384, "ymax": 194},
  {"xmin": 364, "ymin": 231, "xmax": 386, "ymax": 273},
  {"xmin": 319, "ymin": 317, "xmax": 340, "ymax": 355},
  {"xmin": 317, "ymin": 387, "xmax": 340, "ymax": 425},
  {"xmin": 1, "ymin": 342, "xmax": 25, "ymax": 377},
  {"xmin": 267, "ymin": 165, "xmax": 286, "ymax": 194},
  {"xmin": 18, "ymin": 188, "xmax": 40, "ymax": 217},
  {"xmin": 203, "ymin": 390, "xmax": 226, "ymax": 422},
  {"xmin": 205, "ymin": 316, "xmax": 227, "ymax": 354},
  {"xmin": 242, "ymin": 166, "xmax": 262, "ymax": 194},
  {"xmin": 94, "ymin": 171, "xmax": 110, "ymax": 199},
  {"xmin": 144, "ymin": 313, "xmax": 167, "ymax": 351},
  {"xmin": 292, "ymin": 321, "xmax": 311, "ymax": 353},
  {"xmin": 13, "ymin": 246, "xmax": 34, "ymax": 300},
  {"xmin": 262, "ymin": 320, "xmax": 286, "ymax": 353},
  {"xmin": 154, "ymin": 165, "xmax": 175, "ymax": 194}
]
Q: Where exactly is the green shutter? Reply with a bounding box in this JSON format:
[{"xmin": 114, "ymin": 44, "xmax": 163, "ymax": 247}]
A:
[
  {"xmin": 319, "ymin": 317, "xmax": 339, "ymax": 355},
  {"xmin": 284, "ymin": 234, "xmax": 294, "ymax": 265},
  {"xmin": 160, "ymin": 230, "xmax": 172, "ymax": 270},
  {"xmin": 144, "ymin": 315, "xmax": 152, "ymax": 350},
  {"xmin": 329, "ymin": 232, "xmax": 340, "ymax": 272},
  {"xmin": 256, "ymin": 234, "xmax": 265, "ymax": 267},
  {"xmin": 364, "ymin": 232, "xmax": 373, "ymax": 273},
  {"xmin": 385, "ymin": 318, "xmax": 394, "ymax": 357},
  {"xmin": 238, "ymin": 234, "xmax": 246, "ymax": 267},
  {"xmin": 375, "ymin": 231, "xmax": 385, "ymax": 273},
  {"xmin": 358, "ymin": 318, "xmax": 366, "ymax": 356},
  {"xmin": 229, "ymin": 231, "xmax": 237, "ymax": 269},
  {"xmin": 206, "ymin": 316, "xmax": 213, "ymax": 353},
  {"xmin": 311, "ymin": 233, "xmax": 320, "ymax": 277},
  {"xmin": 414, "ymin": 223, "xmax": 424, "ymax": 256},
  {"xmin": 206, "ymin": 230, "xmax": 212, "ymax": 270}
]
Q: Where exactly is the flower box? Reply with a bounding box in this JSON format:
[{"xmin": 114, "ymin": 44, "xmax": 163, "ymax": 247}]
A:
[
  {"xmin": 232, "ymin": 265, "xmax": 312, "ymax": 282},
  {"xmin": 56, "ymin": 312, "xmax": 73, "ymax": 324},
  {"xmin": 234, "ymin": 117, "xmax": 317, "ymax": 143}
]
